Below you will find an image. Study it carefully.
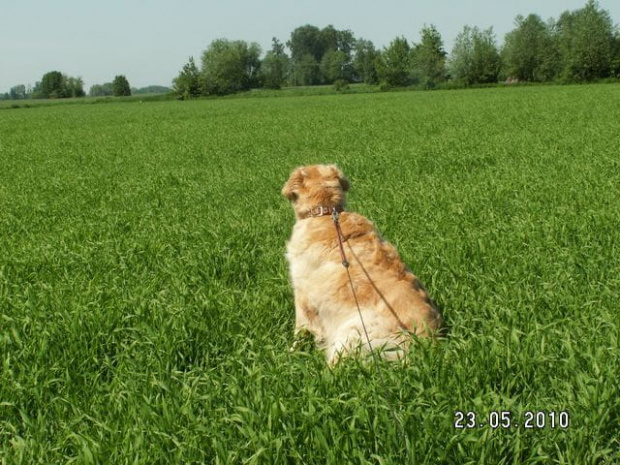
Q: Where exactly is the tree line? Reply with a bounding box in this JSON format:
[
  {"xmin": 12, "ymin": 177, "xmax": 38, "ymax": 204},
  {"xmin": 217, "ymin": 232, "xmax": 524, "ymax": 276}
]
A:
[
  {"xmin": 1, "ymin": 73, "xmax": 133, "ymax": 101},
  {"xmin": 3, "ymin": 71, "xmax": 87, "ymax": 100},
  {"xmin": 174, "ymin": 0, "xmax": 620, "ymax": 98},
  {"xmin": 3, "ymin": 0, "xmax": 618, "ymax": 101}
]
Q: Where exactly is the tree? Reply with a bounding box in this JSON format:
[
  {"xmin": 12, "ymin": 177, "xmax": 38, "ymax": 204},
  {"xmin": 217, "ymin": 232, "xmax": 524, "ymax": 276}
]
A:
[
  {"xmin": 30, "ymin": 82, "xmax": 42, "ymax": 99},
  {"xmin": 411, "ymin": 25, "xmax": 447, "ymax": 88},
  {"xmin": 37, "ymin": 71, "xmax": 85, "ymax": 98},
  {"xmin": 377, "ymin": 36, "xmax": 412, "ymax": 87},
  {"xmin": 200, "ymin": 39, "xmax": 261, "ymax": 95},
  {"xmin": 320, "ymin": 25, "xmax": 341, "ymax": 55},
  {"xmin": 173, "ymin": 57, "xmax": 201, "ymax": 98},
  {"xmin": 260, "ymin": 38, "xmax": 290, "ymax": 89},
  {"xmin": 64, "ymin": 76, "xmax": 85, "ymax": 97},
  {"xmin": 40, "ymin": 71, "xmax": 65, "ymax": 98},
  {"xmin": 113, "ymin": 75, "xmax": 131, "ymax": 96},
  {"xmin": 320, "ymin": 49, "xmax": 352, "ymax": 83},
  {"xmin": 353, "ymin": 39, "xmax": 380, "ymax": 84},
  {"xmin": 612, "ymin": 31, "xmax": 620, "ymax": 77},
  {"xmin": 288, "ymin": 25, "xmax": 325, "ymax": 63},
  {"xmin": 89, "ymin": 83, "xmax": 114, "ymax": 97},
  {"xmin": 291, "ymin": 53, "xmax": 319, "ymax": 86},
  {"xmin": 287, "ymin": 25, "xmax": 321, "ymax": 85},
  {"xmin": 321, "ymin": 27, "xmax": 355, "ymax": 59},
  {"xmin": 502, "ymin": 14, "xmax": 559, "ymax": 82},
  {"xmin": 450, "ymin": 26, "xmax": 501, "ymax": 85},
  {"xmin": 9, "ymin": 84, "xmax": 27, "ymax": 100},
  {"xmin": 555, "ymin": 0, "xmax": 617, "ymax": 82},
  {"xmin": 287, "ymin": 24, "xmax": 355, "ymax": 85},
  {"xmin": 319, "ymin": 27, "xmax": 355, "ymax": 83}
]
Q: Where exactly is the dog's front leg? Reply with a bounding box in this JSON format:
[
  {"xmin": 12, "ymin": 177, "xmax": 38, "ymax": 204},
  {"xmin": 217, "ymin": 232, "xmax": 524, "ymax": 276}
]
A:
[
  {"xmin": 290, "ymin": 294, "xmax": 319, "ymax": 352},
  {"xmin": 294, "ymin": 294, "xmax": 312, "ymax": 334}
]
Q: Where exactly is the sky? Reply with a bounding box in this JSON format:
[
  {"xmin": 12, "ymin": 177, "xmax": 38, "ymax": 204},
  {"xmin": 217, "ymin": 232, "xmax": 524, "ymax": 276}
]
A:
[{"xmin": 2, "ymin": 0, "xmax": 619, "ymax": 93}]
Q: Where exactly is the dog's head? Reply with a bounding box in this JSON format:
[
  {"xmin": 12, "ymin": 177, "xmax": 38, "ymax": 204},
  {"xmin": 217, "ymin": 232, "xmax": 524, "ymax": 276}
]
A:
[{"xmin": 282, "ymin": 164, "xmax": 350, "ymax": 219}]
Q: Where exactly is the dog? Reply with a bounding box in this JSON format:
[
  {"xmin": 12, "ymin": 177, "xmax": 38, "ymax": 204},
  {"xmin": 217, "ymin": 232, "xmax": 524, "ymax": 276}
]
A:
[{"xmin": 282, "ymin": 164, "xmax": 444, "ymax": 365}]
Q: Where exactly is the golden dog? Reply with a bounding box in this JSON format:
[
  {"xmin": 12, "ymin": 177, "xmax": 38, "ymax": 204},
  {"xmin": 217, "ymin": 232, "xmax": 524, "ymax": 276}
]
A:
[{"xmin": 282, "ymin": 164, "xmax": 444, "ymax": 365}]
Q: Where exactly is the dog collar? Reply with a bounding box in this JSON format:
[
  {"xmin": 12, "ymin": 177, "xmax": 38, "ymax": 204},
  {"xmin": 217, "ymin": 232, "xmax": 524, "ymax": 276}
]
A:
[{"xmin": 302, "ymin": 205, "xmax": 344, "ymax": 219}]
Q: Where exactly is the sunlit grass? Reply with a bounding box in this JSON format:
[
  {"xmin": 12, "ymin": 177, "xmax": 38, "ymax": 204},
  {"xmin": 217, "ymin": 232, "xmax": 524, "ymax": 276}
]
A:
[{"xmin": 1, "ymin": 84, "xmax": 619, "ymax": 463}]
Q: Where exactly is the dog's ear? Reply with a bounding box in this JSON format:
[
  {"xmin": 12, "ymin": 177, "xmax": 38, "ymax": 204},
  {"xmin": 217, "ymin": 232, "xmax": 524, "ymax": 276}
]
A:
[
  {"xmin": 330, "ymin": 165, "xmax": 350, "ymax": 192},
  {"xmin": 282, "ymin": 167, "xmax": 305, "ymax": 200}
]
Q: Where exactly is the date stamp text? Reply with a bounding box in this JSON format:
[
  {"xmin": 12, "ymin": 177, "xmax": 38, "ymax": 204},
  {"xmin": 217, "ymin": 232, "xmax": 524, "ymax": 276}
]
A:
[{"xmin": 454, "ymin": 411, "xmax": 570, "ymax": 430}]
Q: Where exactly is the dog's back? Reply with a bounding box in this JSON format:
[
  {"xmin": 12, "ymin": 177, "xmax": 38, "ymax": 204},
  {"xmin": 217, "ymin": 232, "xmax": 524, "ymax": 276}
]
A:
[{"xmin": 285, "ymin": 199, "xmax": 443, "ymax": 364}]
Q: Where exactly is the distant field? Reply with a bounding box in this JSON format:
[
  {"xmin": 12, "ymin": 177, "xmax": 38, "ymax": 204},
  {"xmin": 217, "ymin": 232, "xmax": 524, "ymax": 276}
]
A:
[{"xmin": 1, "ymin": 85, "xmax": 619, "ymax": 464}]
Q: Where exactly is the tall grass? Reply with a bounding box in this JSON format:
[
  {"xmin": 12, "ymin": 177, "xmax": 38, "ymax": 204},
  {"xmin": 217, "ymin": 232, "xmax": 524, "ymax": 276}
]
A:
[{"xmin": 1, "ymin": 85, "xmax": 619, "ymax": 463}]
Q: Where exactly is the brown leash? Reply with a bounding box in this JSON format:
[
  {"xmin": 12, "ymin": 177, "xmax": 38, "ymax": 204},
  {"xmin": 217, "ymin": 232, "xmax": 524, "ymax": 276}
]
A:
[
  {"xmin": 331, "ymin": 209, "xmax": 350, "ymax": 268},
  {"xmin": 330, "ymin": 209, "xmax": 376, "ymax": 355},
  {"xmin": 330, "ymin": 208, "xmax": 412, "ymax": 463}
]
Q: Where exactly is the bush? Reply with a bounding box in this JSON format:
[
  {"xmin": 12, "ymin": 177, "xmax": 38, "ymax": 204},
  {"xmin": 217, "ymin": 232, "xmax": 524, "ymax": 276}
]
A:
[
  {"xmin": 333, "ymin": 79, "xmax": 350, "ymax": 92},
  {"xmin": 378, "ymin": 80, "xmax": 392, "ymax": 92}
]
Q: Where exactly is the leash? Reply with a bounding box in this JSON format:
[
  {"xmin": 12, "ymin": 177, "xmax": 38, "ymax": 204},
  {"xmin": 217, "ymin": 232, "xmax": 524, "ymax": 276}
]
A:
[
  {"xmin": 332, "ymin": 209, "xmax": 349, "ymax": 268},
  {"xmin": 331, "ymin": 209, "xmax": 413, "ymax": 463},
  {"xmin": 332, "ymin": 209, "xmax": 376, "ymax": 362}
]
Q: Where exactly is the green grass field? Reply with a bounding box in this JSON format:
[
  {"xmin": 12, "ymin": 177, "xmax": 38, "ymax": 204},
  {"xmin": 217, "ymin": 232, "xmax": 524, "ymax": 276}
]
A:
[{"xmin": 1, "ymin": 85, "xmax": 619, "ymax": 464}]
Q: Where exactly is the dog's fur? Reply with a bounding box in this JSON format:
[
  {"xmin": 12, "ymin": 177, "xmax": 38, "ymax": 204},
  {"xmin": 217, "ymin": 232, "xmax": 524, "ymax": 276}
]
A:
[{"xmin": 282, "ymin": 164, "xmax": 443, "ymax": 365}]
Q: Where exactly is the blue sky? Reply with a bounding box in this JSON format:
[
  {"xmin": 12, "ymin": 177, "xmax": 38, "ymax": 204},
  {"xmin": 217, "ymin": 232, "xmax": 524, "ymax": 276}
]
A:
[{"xmin": 1, "ymin": 0, "xmax": 618, "ymax": 92}]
